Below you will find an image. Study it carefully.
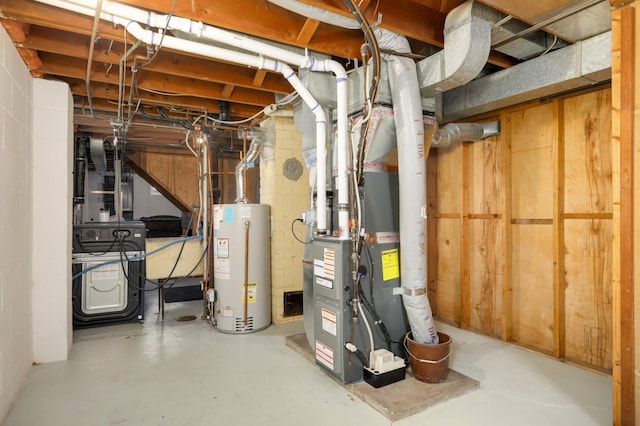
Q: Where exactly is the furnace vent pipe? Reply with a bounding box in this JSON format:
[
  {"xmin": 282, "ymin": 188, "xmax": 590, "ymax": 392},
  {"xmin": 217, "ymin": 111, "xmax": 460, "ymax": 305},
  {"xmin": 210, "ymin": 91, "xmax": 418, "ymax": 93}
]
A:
[
  {"xmin": 235, "ymin": 130, "xmax": 264, "ymax": 204},
  {"xmin": 431, "ymin": 121, "xmax": 501, "ymax": 149}
]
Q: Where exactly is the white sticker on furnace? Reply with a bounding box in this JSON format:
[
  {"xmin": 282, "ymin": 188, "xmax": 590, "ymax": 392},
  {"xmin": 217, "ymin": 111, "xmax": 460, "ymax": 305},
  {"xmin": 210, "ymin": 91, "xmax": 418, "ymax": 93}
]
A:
[
  {"xmin": 321, "ymin": 308, "xmax": 337, "ymax": 336},
  {"xmin": 323, "ymin": 248, "xmax": 335, "ymax": 280},
  {"xmin": 315, "ymin": 340, "xmax": 334, "ymax": 370},
  {"xmin": 315, "ymin": 276, "xmax": 333, "ymax": 289}
]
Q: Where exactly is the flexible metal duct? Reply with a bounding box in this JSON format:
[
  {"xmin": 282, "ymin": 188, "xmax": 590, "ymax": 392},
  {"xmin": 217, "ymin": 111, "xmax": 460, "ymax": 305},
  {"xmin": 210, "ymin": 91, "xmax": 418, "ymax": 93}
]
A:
[
  {"xmin": 431, "ymin": 121, "xmax": 501, "ymax": 148},
  {"xmin": 235, "ymin": 130, "xmax": 264, "ymax": 204}
]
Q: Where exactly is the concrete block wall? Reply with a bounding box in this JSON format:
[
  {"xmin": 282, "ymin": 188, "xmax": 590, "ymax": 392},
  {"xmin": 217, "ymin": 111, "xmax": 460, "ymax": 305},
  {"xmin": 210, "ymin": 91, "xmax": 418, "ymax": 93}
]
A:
[
  {"xmin": 260, "ymin": 115, "xmax": 310, "ymax": 324},
  {"xmin": 31, "ymin": 78, "xmax": 73, "ymax": 364},
  {"xmin": 0, "ymin": 26, "xmax": 33, "ymax": 422}
]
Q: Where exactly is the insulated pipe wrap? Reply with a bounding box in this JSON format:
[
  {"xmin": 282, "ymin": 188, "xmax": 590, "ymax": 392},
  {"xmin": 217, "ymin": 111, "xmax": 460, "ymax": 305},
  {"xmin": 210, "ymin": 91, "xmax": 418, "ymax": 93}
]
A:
[{"xmin": 377, "ymin": 28, "xmax": 439, "ymax": 344}]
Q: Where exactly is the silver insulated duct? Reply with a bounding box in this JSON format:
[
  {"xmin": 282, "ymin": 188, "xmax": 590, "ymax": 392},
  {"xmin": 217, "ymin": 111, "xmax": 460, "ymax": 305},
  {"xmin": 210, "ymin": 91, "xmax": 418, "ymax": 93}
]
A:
[{"xmin": 376, "ymin": 27, "xmax": 439, "ymax": 345}]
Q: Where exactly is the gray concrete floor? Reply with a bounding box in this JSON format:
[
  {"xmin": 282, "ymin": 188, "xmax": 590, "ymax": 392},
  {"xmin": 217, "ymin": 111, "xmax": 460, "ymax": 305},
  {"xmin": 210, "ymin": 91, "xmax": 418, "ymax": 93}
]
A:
[{"xmin": 3, "ymin": 293, "xmax": 611, "ymax": 426}]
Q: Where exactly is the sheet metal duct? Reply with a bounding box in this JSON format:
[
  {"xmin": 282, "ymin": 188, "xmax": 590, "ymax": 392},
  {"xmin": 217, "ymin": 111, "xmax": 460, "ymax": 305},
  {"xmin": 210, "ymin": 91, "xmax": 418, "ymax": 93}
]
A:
[
  {"xmin": 417, "ymin": 0, "xmax": 495, "ymax": 97},
  {"xmin": 442, "ymin": 30, "xmax": 611, "ymax": 122},
  {"xmin": 89, "ymin": 137, "xmax": 107, "ymax": 172}
]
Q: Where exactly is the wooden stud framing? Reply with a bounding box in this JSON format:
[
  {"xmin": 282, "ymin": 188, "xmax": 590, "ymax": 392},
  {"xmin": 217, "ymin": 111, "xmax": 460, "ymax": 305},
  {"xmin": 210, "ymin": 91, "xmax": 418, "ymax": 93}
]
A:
[
  {"xmin": 460, "ymin": 142, "xmax": 471, "ymax": 328},
  {"xmin": 501, "ymin": 111, "xmax": 513, "ymax": 342},
  {"xmin": 552, "ymin": 98, "xmax": 566, "ymax": 359},
  {"xmin": 611, "ymin": 4, "xmax": 635, "ymax": 425},
  {"xmin": 427, "ymin": 152, "xmax": 439, "ymax": 316}
]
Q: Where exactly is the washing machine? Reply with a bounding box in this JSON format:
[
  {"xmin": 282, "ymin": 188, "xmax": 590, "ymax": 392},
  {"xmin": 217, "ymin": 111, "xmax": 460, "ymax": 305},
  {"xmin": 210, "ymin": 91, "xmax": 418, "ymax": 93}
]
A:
[{"xmin": 72, "ymin": 221, "xmax": 146, "ymax": 327}]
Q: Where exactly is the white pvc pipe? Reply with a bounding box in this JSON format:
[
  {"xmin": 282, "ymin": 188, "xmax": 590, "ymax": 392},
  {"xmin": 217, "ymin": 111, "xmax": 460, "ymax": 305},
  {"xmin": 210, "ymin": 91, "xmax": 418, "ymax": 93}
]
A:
[
  {"xmin": 49, "ymin": 0, "xmax": 347, "ymax": 235},
  {"xmin": 37, "ymin": 0, "xmax": 335, "ymax": 232}
]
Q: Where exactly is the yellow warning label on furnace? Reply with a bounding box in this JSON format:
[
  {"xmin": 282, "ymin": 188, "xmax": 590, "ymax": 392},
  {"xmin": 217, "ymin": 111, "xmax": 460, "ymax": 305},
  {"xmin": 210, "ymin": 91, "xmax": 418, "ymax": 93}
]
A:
[
  {"xmin": 381, "ymin": 249, "xmax": 400, "ymax": 281},
  {"xmin": 243, "ymin": 283, "xmax": 257, "ymax": 303}
]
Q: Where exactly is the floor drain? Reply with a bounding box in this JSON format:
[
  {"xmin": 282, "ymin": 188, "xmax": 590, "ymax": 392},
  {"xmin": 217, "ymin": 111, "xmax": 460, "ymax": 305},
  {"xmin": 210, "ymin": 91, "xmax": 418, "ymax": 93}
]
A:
[{"xmin": 176, "ymin": 315, "xmax": 197, "ymax": 322}]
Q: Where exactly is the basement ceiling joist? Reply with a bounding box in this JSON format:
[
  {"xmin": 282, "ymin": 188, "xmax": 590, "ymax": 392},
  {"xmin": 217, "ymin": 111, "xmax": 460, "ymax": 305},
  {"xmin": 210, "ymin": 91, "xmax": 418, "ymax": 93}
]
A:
[{"xmin": 0, "ymin": 0, "xmax": 612, "ymax": 153}]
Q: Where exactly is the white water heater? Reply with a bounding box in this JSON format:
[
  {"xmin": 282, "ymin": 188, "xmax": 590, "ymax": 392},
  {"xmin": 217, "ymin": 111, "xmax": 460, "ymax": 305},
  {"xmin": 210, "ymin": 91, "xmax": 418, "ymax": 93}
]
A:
[{"xmin": 213, "ymin": 204, "xmax": 271, "ymax": 333}]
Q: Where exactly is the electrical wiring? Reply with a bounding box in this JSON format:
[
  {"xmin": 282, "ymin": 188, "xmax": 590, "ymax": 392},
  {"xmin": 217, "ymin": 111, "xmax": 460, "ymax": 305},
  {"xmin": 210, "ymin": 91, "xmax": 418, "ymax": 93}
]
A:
[
  {"xmin": 343, "ymin": 0, "xmax": 381, "ymax": 187},
  {"xmin": 291, "ymin": 218, "xmax": 312, "ymax": 244},
  {"xmin": 118, "ymin": 239, "xmax": 208, "ymax": 292},
  {"xmin": 71, "ymin": 235, "xmax": 204, "ymax": 281},
  {"xmin": 136, "ymin": 0, "xmax": 177, "ymax": 69}
]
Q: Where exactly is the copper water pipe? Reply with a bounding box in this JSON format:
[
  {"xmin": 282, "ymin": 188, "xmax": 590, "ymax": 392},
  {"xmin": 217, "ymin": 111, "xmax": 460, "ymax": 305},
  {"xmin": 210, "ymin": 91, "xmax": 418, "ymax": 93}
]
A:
[{"xmin": 243, "ymin": 220, "xmax": 251, "ymax": 326}]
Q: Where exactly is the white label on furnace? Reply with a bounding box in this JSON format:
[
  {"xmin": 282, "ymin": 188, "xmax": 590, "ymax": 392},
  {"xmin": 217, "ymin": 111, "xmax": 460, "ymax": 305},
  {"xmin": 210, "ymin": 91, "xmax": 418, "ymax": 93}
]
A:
[
  {"xmin": 222, "ymin": 307, "xmax": 234, "ymax": 317},
  {"xmin": 321, "ymin": 308, "xmax": 337, "ymax": 336},
  {"xmin": 315, "ymin": 277, "xmax": 332, "ymax": 289},
  {"xmin": 323, "ymin": 248, "xmax": 335, "ymax": 279},
  {"xmin": 315, "ymin": 340, "xmax": 334, "ymax": 370},
  {"xmin": 313, "ymin": 259, "xmax": 324, "ymax": 277}
]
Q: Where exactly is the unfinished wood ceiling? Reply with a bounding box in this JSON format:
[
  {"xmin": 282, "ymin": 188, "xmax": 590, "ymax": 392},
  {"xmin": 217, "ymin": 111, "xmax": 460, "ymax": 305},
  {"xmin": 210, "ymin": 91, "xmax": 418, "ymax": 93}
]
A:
[{"xmin": 0, "ymin": 0, "xmax": 609, "ymax": 151}]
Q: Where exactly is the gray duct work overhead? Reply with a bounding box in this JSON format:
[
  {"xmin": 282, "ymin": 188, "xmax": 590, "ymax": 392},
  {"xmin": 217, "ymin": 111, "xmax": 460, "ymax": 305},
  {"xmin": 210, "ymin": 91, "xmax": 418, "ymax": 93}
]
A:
[
  {"xmin": 441, "ymin": 30, "xmax": 611, "ymax": 122},
  {"xmin": 417, "ymin": 0, "xmax": 496, "ymax": 98}
]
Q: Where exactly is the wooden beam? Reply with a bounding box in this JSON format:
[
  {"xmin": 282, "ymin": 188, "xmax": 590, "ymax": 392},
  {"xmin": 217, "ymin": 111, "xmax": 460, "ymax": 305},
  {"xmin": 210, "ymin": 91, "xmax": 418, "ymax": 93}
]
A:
[
  {"xmin": 115, "ymin": 0, "xmax": 367, "ymax": 58},
  {"xmin": 36, "ymin": 53, "xmax": 275, "ymax": 107},
  {"xmin": 501, "ymin": 111, "xmax": 513, "ymax": 342},
  {"xmin": 611, "ymin": 5, "xmax": 636, "ymax": 425},
  {"xmin": 510, "ymin": 218, "xmax": 553, "ymax": 225},
  {"xmin": 0, "ymin": 0, "xmax": 123, "ymax": 41},
  {"xmin": 63, "ymin": 77, "xmax": 263, "ymax": 118},
  {"xmin": 0, "ymin": 18, "xmax": 29, "ymax": 42},
  {"xmin": 563, "ymin": 213, "xmax": 614, "ymax": 219},
  {"xmin": 253, "ymin": 69, "xmax": 268, "ymax": 88},
  {"xmin": 466, "ymin": 213, "xmax": 502, "ymax": 219},
  {"xmin": 427, "ymin": 147, "xmax": 439, "ymax": 316},
  {"xmin": 221, "ymin": 84, "xmax": 235, "ymax": 100},
  {"xmin": 297, "ymin": 18, "xmax": 320, "ymax": 45},
  {"xmin": 552, "ymin": 98, "xmax": 566, "ymax": 359},
  {"xmin": 610, "ymin": 0, "xmax": 636, "ymax": 8},
  {"xmin": 0, "ymin": 18, "xmax": 43, "ymax": 73},
  {"xmin": 460, "ymin": 139, "xmax": 471, "ymax": 328},
  {"xmin": 20, "ymin": 26, "xmax": 292, "ymax": 94},
  {"xmin": 299, "ymin": 0, "xmax": 446, "ymax": 46}
]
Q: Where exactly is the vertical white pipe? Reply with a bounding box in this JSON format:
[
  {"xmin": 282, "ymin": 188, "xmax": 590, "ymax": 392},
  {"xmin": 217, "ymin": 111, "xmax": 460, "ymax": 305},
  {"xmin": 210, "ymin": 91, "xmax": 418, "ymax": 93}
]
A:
[
  {"xmin": 201, "ymin": 136, "xmax": 209, "ymax": 280},
  {"xmin": 312, "ymin": 60, "xmax": 349, "ymax": 239}
]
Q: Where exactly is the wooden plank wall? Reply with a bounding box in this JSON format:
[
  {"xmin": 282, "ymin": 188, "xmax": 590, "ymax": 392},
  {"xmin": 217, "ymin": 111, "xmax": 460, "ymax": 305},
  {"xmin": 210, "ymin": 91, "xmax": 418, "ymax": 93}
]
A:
[
  {"xmin": 127, "ymin": 151, "xmax": 199, "ymax": 211},
  {"xmin": 432, "ymin": 87, "xmax": 613, "ymax": 372}
]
